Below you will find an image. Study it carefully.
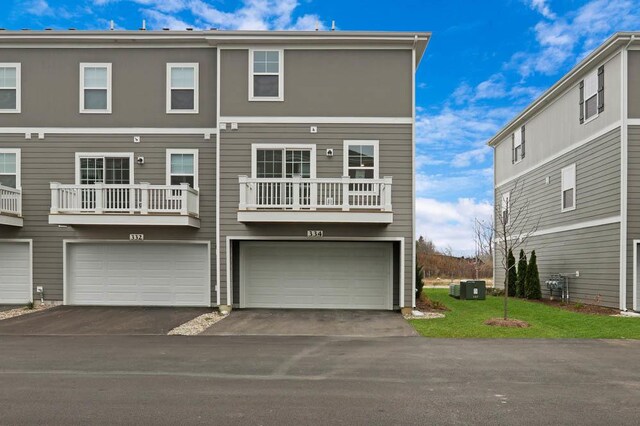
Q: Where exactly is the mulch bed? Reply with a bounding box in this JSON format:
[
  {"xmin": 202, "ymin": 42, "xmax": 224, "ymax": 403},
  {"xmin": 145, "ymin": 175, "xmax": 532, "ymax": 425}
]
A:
[
  {"xmin": 530, "ymin": 298, "xmax": 618, "ymax": 316},
  {"xmin": 416, "ymin": 294, "xmax": 450, "ymax": 312},
  {"xmin": 484, "ymin": 318, "xmax": 530, "ymax": 328}
]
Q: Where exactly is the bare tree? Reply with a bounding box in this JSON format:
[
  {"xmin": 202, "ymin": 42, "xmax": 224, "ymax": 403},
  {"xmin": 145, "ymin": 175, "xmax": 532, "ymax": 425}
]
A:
[
  {"xmin": 473, "ymin": 216, "xmax": 494, "ymax": 279},
  {"xmin": 494, "ymin": 179, "xmax": 540, "ymax": 320}
]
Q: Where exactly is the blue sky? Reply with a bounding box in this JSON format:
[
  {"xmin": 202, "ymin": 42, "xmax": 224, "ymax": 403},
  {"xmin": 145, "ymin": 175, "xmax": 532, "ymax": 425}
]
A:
[{"xmin": 3, "ymin": 0, "xmax": 640, "ymax": 253}]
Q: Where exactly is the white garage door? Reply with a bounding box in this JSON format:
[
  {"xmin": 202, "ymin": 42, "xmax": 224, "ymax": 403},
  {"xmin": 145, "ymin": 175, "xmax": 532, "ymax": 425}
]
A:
[
  {"xmin": 66, "ymin": 242, "xmax": 210, "ymax": 306},
  {"xmin": 240, "ymin": 241, "xmax": 393, "ymax": 310},
  {"xmin": 0, "ymin": 241, "xmax": 31, "ymax": 304}
]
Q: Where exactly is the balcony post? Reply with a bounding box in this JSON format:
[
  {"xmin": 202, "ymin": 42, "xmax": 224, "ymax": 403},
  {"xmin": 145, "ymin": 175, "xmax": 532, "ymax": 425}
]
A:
[
  {"xmin": 180, "ymin": 183, "xmax": 189, "ymax": 215},
  {"xmin": 238, "ymin": 176, "xmax": 248, "ymax": 210},
  {"xmin": 94, "ymin": 183, "xmax": 103, "ymax": 213},
  {"xmin": 383, "ymin": 176, "xmax": 393, "ymax": 212},
  {"xmin": 16, "ymin": 188, "xmax": 22, "ymax": 216},
  {"xmin": 292, "ymin": 180, "xmax": 301, "ymax": 210},
  {"xmin": 140, "ymin": 183, "xmax": 149, "ymax": 215},
  {"xmin": 342, "ymin": 176, "xmax": 350, "ymax": 211},
  {"xmin": 50, "ymin": 183, "xmax": 59, "ymax": 213},
  {"xmin": 129, "ymin": 186, "xmax": 136, "ymax": 214}
]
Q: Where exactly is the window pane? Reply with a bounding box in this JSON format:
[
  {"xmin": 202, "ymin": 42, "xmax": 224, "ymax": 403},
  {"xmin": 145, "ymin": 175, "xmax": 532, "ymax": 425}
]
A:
[
  {"xmin": 349, "ymin": 169, "xmax": 373, "ymax": 179},
  {"xmin": 254, "ymin": 51, "xmax": 266, "ymax": 62},
  {"xmin": 84, "ymin": 89, "xmax": 107, "ymax": 110},
  {"xmin": 253, "ymin": 62, "xmax": 267, "ymax": 73},
  {"xmin": 171, "ymin": 154, "xmax": 194, "ymax": 174},
  {"xmin": 171, "ymin": 89, "xmax": 195, "ymax": 110},
  {"xmin": 0, "ymin": 67, "xmax": 16, "ymax": 88},
  {"xmin": 265, "ymin": 62, "xmax": 279, "ymax": 73},
  {"xmin": 171, "ymin": 67, "xmax": 194, "ymax": 89},
  {"xmin": 585, "ymin": 95, "xmax": 598, "ymax": 119},
  {"xmin": 0, "ymin": 153, "xmax": 16, "ymax": 174},
  {"xmin": 84, "ymin": 67, "xmax": 107, "ymax": 88},
  {"xmin": 265, "ymin": 51, "xmax": 279, "ymax": 62},
  {"xmin": 80, "ymin": 157, "xmax": 104, "ymax": 184},
  {"xmin": 253, "ymin": 75, "xmax": 279, "ymax": 97},
  {"xmin": 0, "ymin": 175, "xmax": 16, "ymax": 188},
  {"xmin": 105, "ymin": 158, "xmax": 130, "ymax": 184},
  {"xmin": 563, "ymin": 188, "xmax": 574, "ymax": 209},
  {"xmin": 0, "ymin": 89, "xmax": 16, "ymax": 109},
  {"xmin": 171, "ymin": 175, "xmax": 195, "ymax": 187}
]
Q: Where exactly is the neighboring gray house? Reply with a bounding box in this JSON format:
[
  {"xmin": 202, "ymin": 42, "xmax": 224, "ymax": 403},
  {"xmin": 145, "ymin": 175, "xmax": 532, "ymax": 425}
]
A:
[
  {"xmin": 490, "ymin": 32, "xmax": 640, "ymax": 311},
  {"xmin": 0, "ymin": 30, "xmax": 429, "ymax": 312}
]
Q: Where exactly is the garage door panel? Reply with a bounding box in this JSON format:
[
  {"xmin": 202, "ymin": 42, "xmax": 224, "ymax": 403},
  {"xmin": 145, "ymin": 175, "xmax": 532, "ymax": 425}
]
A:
[
  {"xmin": 0, "ymin": 242, "xmax": 31, "ymax": 304},
  {"xmin": 241, "ymin": 241, "xmax": 392, "ymax": 310},
  {"xmin": 67, "ymin": 243, "xmax": 209, "ymax": 307}
]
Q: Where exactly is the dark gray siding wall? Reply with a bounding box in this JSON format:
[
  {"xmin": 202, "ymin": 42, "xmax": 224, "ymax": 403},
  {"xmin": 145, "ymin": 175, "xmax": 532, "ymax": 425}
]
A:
[
  {"xmin": 220, "ymin": 49, "xmax": 412, "ymax": 117},
  {"xmin": 0, "ymin": 48, "xmax": 216, "ymax": 128},
  {"xmin": 495, "ymin": 127, "xmax": 621, "ymax": 308},
  {"xmin": 219, "ymin": 123, "xmax": 413, "ymax": 308},
  {"xmin": 628, "ymin": 51, "xmax": 640, "ymax": 118},
  {"xmin": 0, "ymin": 134, "xmax": 216, "ymax": 304},
  {"xmin": 494, "ymin": 223, "xmax": 621, "ymax": 308},
  {"xmin": 625, "ymin": 126, "xmax": 640, "ymax": 310}
]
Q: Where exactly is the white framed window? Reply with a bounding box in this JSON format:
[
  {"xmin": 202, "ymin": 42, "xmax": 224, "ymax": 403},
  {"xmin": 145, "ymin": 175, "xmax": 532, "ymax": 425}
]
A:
[
  {"xmin": 0, "ymin": 63, "xmax": 21, "ymax": 113},
  {"xmin": 513, "ymin": 130, "xmax": 523, "ymax": 164},
  {"xmin": 501, "ymin": 191, "xmax": 510, "ymax": 225},
  {"xmin": 166, "ymin": 149, "xmax": 199, "ymax": 189},
  {"xmin": 249, "ymin": 49, "xmax": 284, "ymax": 101},
  {"xmin": 0, "ymin": 148, "xmax": 20, "ymax": 188},
  {"xmin": 583, "ymin": 70, "xmax": 598, "ymax": 123},
  {"xmin": 343, "ymin": 140, "xmax": 379, "ymax": 179},
  {"xmin": 80, "ymin": 63, "xmax": 112, "ymax": 113},
  {"xmin": 251, "ymin": 144, "xmax": 316, "ymax": 178},
  {"xmin": 561, "ymin": 164, "xmax": 576, "ymax": 212},
  {"xmin": 166, "ymin": 63, "xmax": 199, "ymax": 113},
  {"xmin": 74, "ymin": 152, "xmax": 134, "ymax": 185}
]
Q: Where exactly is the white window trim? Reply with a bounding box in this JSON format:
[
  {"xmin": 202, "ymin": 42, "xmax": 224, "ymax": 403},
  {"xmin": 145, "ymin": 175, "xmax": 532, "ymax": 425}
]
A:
[
  {"xmin": 501, "ymin": 191, "xmax": 510, "ymax": 226},
  {"xmin": 343, "ymin": 140, "xmax": 380, "ymax": 179},
  {"xmin": 561, "ymin": 163, "xmax": 576, "ymax": 212},
  {"xmin": 79, "ymin": 63, "xmax": 112, "ymax": 114},
  {"xmin": 74, "ymin": 152, "xmax": 134, "ymax": 185},
  {"xmin": 166, "ymin": 149, "xmax": 199, "ymax": 189},
  {"xmin": 583, "ymin": 70, "xmax": 599, "ymax": 124},
  {"xmin": 166, "ymin": 63, "xmax": 199, "ymax": 114},
  {"xmin": 513, "ymin": 130, "xmax": 522, "ymax": 164},
  {"xmin": 0, "ymin": 148, "xmax": 21, "ymax": 188},
  {"xmin": 248, "ymin": 49, "xmax": 284, "ymax": 102},
  {"xmin": 250, "ymin": 144, "xmax": 316, "ymax": 178},
  {"xmin": 0, "ymin": 63, "xmax": 21, "ymax": 114}
]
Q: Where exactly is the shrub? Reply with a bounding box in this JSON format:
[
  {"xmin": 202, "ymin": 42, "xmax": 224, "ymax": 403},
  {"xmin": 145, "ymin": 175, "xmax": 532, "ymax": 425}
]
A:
[
  {"xmin": 416, "ymin": 263, "xmax": 424, "ymax": 300},
  {"xmin": 525, "ymin": 250, "xmax": 542, "ymax": 299},
  {"xmin": 507, "ymin": 248, "xmax": 517, "ymax": 297},
  {"xmin": 515, "ymin": 249, "xmax": 527, "ymax": 298}
]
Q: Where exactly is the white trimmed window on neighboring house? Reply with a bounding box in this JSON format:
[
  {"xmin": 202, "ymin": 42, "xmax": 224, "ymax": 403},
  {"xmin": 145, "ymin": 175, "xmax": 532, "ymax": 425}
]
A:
[
  {"xmin": 0, "ymin": 63, "xmax": 20, "ymax": 113},
  {"xmin": 166, "ymin": 149, "xmax": 198, "ymax": 188},
  {"xmin": 0, "ymin": 149, "xmax": 20, "ymax": 188},
  {"xmin": 166, "ymin": 63, "xmax": 199, "ymax": 113},
  {"xmin": 561, "ymin": 164, "xmax": 576, "ymax": 212},
  {"xmin": 249, "ymin": 49, "xmax": 284, "ymax": 101},
  {"xmin": 80, "ymin": 63, "xmax": 112, "ymax": 113},
  {"xmin": 511, "ymin": 126, "xmax": 526, "ymax": 164},
  {"xmin": 579, "ymin": 66, "xmax": 604, "ymax": 124},
  {"xmin": 501, "ymin": 191, "xmax": 510, "ymax": 225}
]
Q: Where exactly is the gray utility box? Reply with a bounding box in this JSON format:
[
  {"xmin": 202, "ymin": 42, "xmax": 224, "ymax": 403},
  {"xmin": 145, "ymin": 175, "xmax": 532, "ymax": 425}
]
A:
[
  {"xmin": 459, "ymin": 280, "xmax": 486, "ymax": 300},
  {"xmin": 449, "ymin": 284, "xmax": 460, "ymax": 298}
]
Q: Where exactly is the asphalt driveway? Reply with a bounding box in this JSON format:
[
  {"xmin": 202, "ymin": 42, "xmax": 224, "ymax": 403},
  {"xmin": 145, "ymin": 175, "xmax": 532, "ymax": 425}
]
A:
[
  {"xmin": 203, "ymin": 309, "xmax": 419, "ymax": 337},
  {"xmin": 0, "ymin": 306, "xmax": 211, "ymax": 335}
]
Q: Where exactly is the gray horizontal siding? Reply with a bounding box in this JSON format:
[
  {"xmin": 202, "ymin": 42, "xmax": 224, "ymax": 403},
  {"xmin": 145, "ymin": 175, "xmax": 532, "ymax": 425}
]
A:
[
  {"xmin": 0, "ymin": 48, "xmax": 216, "ymax": 128},
  {"xmin": 219, "ymin": 123, "xmax": 414, "ymax": 308},
  {"xmin": 496, "ymin": 127, "xmax": 621, "ymax": 232},
  {"xmin": 626, "ymin": 125, "xmax": 640, "ymax": 310},
  {"xmin": 495, "ymin": 222, "xmax": 621, "ymax": 308},
  {"xmin": 0, "ymin": 134, "xmax": 216, "ymax": 303}
]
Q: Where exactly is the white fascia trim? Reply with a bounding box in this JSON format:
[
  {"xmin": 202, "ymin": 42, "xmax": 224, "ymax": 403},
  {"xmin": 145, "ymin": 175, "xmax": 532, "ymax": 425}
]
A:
[
  {"xmin": 50, "ymin": 214, "xmax": 200, "ymax": 227},
  {"xmin": 237, "ymin": 211, "xmax": 393, "ymax": 224},
  {"xmin": 62, "ymin": 239, "xmax": 211, "ymax": 307},
  {"xmin": 343, "ymin": 140, "xmax": 379, "ymax": 179},
  {"xmin": 626, "ymin": 119, "xmax": 640, "ymax": 125},
  {"xmin": 529, "ymin": 215, "xmax": 621, "ymax": 237},
  {"xmin": 495, "ymin": 121, "xmax": 622, "ymax": 188},
  {"xmin": 0, "ymin": 128, "xmax": 217, "ymax": 136},
  {"xmin": 166, "ymin": 63, "xmax": 200, "ymax": 114},
  {"xmin": 634, "ymin": 240, "xmax": 639, "ymax": 312},
  {"xmin": 0, "ymin": 62, "xmax": 21, "ymax": 113},
  {"xmin": 220, "ymin": 116, "xmax": 413, "ymax": 124},
  {"xmin": 166, "ymin": 148, "xmax": 199, "ymax": 189},
  {"xmin": 250, "ymin": 143, "xmax": 317, "ymax": 178},
  {"xmin": 218, "ymin": 45, "xmax": 416, "ymax": 51},
  {"xmin": 225, "ymin": 235, "xmax": 405, "ymax": 308},
  {"xmin": 79, "ymin": 63, "xmax": 112, "ymax": 114},
  {"xmin": 74, "ymin": 152, "xmax": 134, "ymax": 185},
  {"xmin": 0, "ymin": 215, "xmax": 23, "ymax": 227}
]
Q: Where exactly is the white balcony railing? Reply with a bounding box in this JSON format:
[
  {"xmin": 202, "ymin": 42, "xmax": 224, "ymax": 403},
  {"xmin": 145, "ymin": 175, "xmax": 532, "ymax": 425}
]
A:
[
  {"xmin": 0, "ymin": 184, "xmax": 22, "ymax": 217},
  {"xmin": 238, "ymin": 176, "xmax": 392, "ymax": 212},
  {"xmin": 50, "ymin": 183, "xmax": 199, "ymax": 217}
]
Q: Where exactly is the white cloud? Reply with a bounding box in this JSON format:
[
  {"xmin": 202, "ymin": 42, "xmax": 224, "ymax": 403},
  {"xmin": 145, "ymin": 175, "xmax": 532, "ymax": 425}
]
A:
[
  {"xmin": 22, "ymin": 0, "xmax": 53, "ymax": 16},
  {"xmin": 416, "ymin": 197, "xmax": 493, "ymax": 255},
  {"xmin": 451, "ymin": 145, "xmax": 492, "ymax": 168},
  {"xmin": 525, "ymin": 0, "xmax": 556, "ymax": 20},
  {"xmin": 416, "ymin": 168, "xmax": 493, "ymax": 198}
]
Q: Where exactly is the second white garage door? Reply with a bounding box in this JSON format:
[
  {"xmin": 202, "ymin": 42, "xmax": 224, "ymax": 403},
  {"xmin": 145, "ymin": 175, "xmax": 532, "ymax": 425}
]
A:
[
  {"xmin": 240, "ymin": 241, "xmax": 393, "ymax": 310},
  {"xmin": 66, "ymin": 242, "xmax": 210, "ymax": 306}
]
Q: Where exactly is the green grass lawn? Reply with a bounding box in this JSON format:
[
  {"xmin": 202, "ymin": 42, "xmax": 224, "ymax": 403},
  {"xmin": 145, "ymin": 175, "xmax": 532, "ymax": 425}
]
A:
[{"xmin": 409, "ymin": 289, "xmax": 640, "ymax": 338}]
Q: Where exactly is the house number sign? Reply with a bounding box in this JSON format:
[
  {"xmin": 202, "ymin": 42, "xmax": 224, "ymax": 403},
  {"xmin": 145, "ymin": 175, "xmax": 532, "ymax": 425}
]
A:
[
  {"xmin": 129, "ymin": 234, "xmax": 144, "ymax": 241},
  {"xmin": 307, "ymin": 230, "xmax": 323, "ymax": 238}
]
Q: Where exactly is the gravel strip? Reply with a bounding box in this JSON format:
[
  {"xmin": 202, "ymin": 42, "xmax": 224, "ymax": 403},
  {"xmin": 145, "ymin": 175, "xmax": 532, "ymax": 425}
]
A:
[
  {"xmin": 168, "ymin": 311, "xmax": 226, "ymax": 336},
  {"xmin": 403, "ymin": 310, "xmax": 445, "ymax": 320},
  {"xmin": 0, "ymin": 304, "xmax": 53, "ymax": 321}
]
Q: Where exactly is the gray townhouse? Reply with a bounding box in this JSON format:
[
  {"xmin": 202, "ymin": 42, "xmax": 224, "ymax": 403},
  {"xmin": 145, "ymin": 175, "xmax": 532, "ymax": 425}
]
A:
[
  {"xmin": 490, "ymin": 32, "xmax": 640, "ymax": 312},
  {"xmin": 0, "ymin": 29, "xmax": 429, "ymax": 312}
]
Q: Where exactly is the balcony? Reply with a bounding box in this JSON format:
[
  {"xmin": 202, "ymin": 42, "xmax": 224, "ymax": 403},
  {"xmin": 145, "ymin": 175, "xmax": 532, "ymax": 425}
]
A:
[
  {"xmin": 237, "ymin": 176, "xmax": 393, "ymax": 223},
  {"xmin": 49, "ymin": 183, "xmax": 200, "ymax": 227},
  {"xmin": 0, "ymin": 185, "xmax": 23, "ymax": 227}
]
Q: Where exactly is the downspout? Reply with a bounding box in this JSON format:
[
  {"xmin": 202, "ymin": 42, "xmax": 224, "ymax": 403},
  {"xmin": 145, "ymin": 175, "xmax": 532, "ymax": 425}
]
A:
[{"xmin": 411, "ymin": 34, "xmax": 418, "ymax": 309}]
